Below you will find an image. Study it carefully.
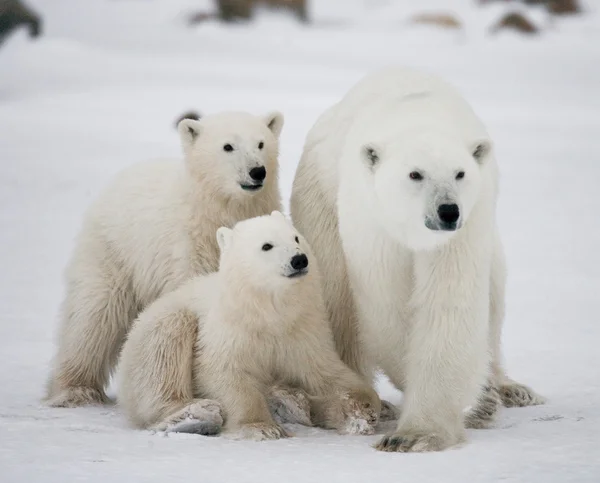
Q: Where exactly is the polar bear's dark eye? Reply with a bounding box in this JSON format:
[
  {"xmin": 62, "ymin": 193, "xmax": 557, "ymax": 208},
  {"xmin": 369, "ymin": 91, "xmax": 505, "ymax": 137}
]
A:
[
  {"xmin": 294, "ymin": 236, "xmax": 299, "ymax": 243},
  {"xmin": 258, "ymin": 141, "xmax": 264, "ymax": 150},
  {"xmin": 409, "ymin": 171, "xmax": 423, "ymax": 181},
  {"xmin": 223, "ymin": 144, "xmax": 234, "ymax": 152},
  {"xmin": 262, "ymin": 243, "xmax": 273, "ymax": 251},
  {"xmin": 456, "ymin": 171, "xmax": 465, "ymax": 180}
]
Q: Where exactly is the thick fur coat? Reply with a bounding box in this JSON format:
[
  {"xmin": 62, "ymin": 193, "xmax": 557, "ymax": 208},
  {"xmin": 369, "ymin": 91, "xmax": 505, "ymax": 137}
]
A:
[
  {"xmin": 47, "ymin": 111, "xmax": 283, "ymax": 408},
  {"xmin": 118, "ymin": 213, "xmax": 381, "ymax": 440},
  {"xmin": 290, "ymin": 67, "xmax": 545, "ymax": 452}
]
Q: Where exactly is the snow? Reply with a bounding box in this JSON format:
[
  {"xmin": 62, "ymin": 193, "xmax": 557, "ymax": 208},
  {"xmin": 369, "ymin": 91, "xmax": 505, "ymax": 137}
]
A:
[{"xmin": 1, "ymin": 0, "xmax": 599, "ymax": 481}]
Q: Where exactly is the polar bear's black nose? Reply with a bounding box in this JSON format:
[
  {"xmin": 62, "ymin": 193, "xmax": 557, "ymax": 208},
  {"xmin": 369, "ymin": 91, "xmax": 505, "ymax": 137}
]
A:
[
  {"xmin": 290, "ymin": 254, "xmax": 308, "ymax": 270},
  {"xmin": 249, "ymin": 166, "xmax": 266, "ymax": 182},
  {"xmin": 437, "ymin": 204, "xmax": 460, "ymax": 224}
]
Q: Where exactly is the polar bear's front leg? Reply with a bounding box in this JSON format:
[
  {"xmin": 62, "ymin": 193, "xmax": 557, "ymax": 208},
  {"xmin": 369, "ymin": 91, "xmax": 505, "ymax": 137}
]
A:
[
  {"xmin": 267, "ymin": 385, "xmax": 312, "ymax": 426},
  {"xmin": 465, "ymin": 384, "xmax": 501, "ymax": 429},
  {"xmin": 376, "ymin": 247, "xmax": 490, "ymax": 453},
  {"xmin": 287, "ymin": 342, "xmax": 381, "ymax": 435},
  {"xmin": 216, "ymin": 374, "xmax": 289, "ymax": 441}
]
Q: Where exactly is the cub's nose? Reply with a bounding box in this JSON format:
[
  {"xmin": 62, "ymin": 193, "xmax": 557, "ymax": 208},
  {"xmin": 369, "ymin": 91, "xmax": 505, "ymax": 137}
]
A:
[
  {"xmin": 249, "ymin": 166, "xmax": 266, "ymax": 182},
  {"xmin": 437, "ymin": 204, "xmax": 460, "ymax": 224},
  {"xmin": 290, "ymin": 254, "xmax": 308, "ymax": 271}
]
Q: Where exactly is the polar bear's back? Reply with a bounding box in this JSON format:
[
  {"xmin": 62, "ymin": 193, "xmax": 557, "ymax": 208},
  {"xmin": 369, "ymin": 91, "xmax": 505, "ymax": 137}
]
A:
[
  {"xmin": 71, "ymin": 159, "xmax": 190, "ymax": 304},
  {"xmin": 89, "ymin": 159, "xmax": 186, "ymax": 239}
]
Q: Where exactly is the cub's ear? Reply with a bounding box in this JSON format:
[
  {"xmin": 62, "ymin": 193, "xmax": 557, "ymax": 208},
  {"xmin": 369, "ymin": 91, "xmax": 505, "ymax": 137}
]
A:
[
  {"xmin": 216, "ymin": 227, "xmax": 233, "ymax": 253},
  {"xmin": 362, "ymin": 144, "xmax": 380, "ymax": 170},
  {"xmin": 178, "ymin": 119, "xmax": 203, "ymax": 152},
  {"xmin": 263, "ymin": 111, "xmax": 284, "ymax": 139},
  {"xmin": 471, "ymin": 140, "xmax": 492, "ymax": 164}
]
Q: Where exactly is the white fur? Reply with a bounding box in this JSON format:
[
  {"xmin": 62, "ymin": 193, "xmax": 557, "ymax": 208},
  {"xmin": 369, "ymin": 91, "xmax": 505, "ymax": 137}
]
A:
[
  {"xmin": 290, "ymin": 67, "xmax": 544, "ymax": 452},
  {"xmin": 46, "ymin": 111, "xmax": 283, "ymax": 407},
  {"xmin": 118, "ymin": 213, "xmax": 381, "ymax": 440}
]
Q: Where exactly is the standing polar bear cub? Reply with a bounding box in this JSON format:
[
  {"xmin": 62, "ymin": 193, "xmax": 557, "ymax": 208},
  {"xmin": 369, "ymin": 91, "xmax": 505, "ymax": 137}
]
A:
[
  {"xmin": 118, "ymin": 212, "xmax": 381, "ymax": 440},
  {"xmin": 47, "ymin": 110, "xmax": 283, "ymax": 408},
  {"xmin": 290, "ymin": 67, "xmax": 545, "ymax": 452}
]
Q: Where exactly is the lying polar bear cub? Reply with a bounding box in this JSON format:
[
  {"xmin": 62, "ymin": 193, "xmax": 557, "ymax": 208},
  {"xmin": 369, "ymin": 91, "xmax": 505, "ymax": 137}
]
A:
[{"xmin": 118, "ymin": 212, "xmax": 381, "ymax": 440}]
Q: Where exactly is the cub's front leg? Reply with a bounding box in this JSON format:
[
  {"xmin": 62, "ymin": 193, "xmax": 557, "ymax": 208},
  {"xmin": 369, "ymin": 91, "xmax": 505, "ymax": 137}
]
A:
[
  {"xmin": 288, "ymin": 338, "xmax": 382, "ymax": 435},
  {"xmin": 267, "ymin": 385, "xmax": 312, "ymax": 426},
  {"xmin": 376, "ymin": 247, "xmax": 490, "ymax": 453},
  {"xmin": 310, "ymin": 386, "xmax": 380, "ymax": 435},
  {"xmin": 213, "ymin": 373, "xmax": 290, "ymax": 441}
]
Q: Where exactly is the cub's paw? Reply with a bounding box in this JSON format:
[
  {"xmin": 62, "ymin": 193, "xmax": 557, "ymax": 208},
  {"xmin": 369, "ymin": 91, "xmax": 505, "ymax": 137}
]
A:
[
  {"xmin": 152, "ymin": 399, "xmax": 223, "ymax": 435},
  {"xmin": 46, "ymin": 386, "xmax": 109, "ymax": 408},
  {"xmin": 465, "ymin": 386, "xmax": 501, "ymax": 429},
  {"xmin": 380, "ymin": 399, "xmax": 400, "ymax": 422},
  {"xmin": 499, "ymin": 382, "xmax": 546, "ymax": 408},
  {"xmin": 165, "ymin": 419, "xmax": 221, "ymax": 435},
  {"xmin": 339, "ymin": 389, "xmax": 381, "ymax": 435},
  {"xmin": 268, "ymin": 386, "xmax": 312, "ymax": 426},
  {"xmin": 375, "ymin": 429, "xmax": 460, "ymax": 453},
  {"xmin": 230, "ymin": 422, "xmax": 290, "ymax": 441}
]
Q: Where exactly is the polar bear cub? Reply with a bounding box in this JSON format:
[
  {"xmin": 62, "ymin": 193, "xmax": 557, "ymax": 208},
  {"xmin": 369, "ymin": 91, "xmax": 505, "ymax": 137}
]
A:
[
  {"xmin": 46, "ymin": 111, "xmax": 283, "ymax": 408},
  {"xmin": 290, "ymin": 67, "xmax": 545, "ymax": 452},
  {"xmin": 118, "ymin": 212, "xmax": 381, "ymax": 440}
]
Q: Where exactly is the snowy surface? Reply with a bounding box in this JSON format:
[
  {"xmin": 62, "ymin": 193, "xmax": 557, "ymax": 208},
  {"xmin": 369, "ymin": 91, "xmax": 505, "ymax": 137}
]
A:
[{"xmin": 1, "ymin": 0, "xmax": 599, "ymax": 481}]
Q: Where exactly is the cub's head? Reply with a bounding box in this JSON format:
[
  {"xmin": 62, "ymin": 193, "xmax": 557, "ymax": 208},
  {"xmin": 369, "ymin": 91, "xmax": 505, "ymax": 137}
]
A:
[
  {"xmin": 216, "ymin": 211, "xmax": 310, "ymax": 292},
  {"xmin": 178, "ymin": 111, "xmax": 283, "ymax": 197},
  {"xmin": 348, "ymin": 128, "xmax": 492, "ymax": 251}
]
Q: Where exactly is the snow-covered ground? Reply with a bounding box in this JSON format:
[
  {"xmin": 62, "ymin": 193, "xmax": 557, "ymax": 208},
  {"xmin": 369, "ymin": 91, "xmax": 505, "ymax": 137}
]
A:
[{"xmin": 1, "ymin": 0, "xmax": 599, "ymax": 481}]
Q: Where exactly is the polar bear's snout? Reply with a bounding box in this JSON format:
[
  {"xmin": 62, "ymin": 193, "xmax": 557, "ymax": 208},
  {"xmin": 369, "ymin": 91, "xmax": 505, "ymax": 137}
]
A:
[
  {"xmin": 249, "ymin": 166, "xmax": 266, "ymax": 182},
  {"xmin": 241, "ymin": 165, "xmax": 267, "ymax": 191},
  {"xmin": 287, "ymin": 254, "xmax": 309, "ymax": 278},
  {"xmin": 425, "ymin": 202, "xmax": 462, "ymax": 232},
  {"xmin": 437, "ymin": 203, "xmax": 460, "ymax": 231}
]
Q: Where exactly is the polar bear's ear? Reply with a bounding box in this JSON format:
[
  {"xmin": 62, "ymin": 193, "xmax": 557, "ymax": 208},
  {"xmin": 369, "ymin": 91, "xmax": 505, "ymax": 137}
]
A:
[
  {"xmin": 216, "ymin": 227, "xmax": 233, "ymax": 253},
  {"xmin": 362, "ymin": 144, "xmax": 380, "ymax": 170},
  {"xmin": 178, "ymin": 119, "xmax": 203, "ymax": 150},
  {"xmin": 263, "ymin": 111, "xmax": 284, "ymax": 139},
  {"xmin": 270, "ymin": 210, "xmax": 286, "ymax": 221},
  {"xmin": 471, "ymin": 140, "xmax": 492, "ymax": 164}
]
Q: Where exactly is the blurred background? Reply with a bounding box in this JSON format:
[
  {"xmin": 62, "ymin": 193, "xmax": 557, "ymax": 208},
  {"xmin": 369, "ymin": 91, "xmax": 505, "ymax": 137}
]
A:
[{"xmin": 0, "ymin": 1, "xmax": 599, "ymax": 482}]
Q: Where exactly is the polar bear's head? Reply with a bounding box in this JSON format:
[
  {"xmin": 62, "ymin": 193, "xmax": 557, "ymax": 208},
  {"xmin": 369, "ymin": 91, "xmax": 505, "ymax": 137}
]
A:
[
  {"xmin": 349, "ymin": 128, "xmax": 492, "ymax": 251},
  {"xmin": 216, "ymin": 211, "xmax": 311, "ymax": 293},
  {"xmin": 178, "ymin": 111, "xmax": 284, "ymax": 197}
]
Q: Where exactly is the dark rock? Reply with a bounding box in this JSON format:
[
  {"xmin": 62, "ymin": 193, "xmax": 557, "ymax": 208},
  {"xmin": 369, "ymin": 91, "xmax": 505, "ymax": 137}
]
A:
[
  {"xmin": 490, "ymin": 11, "xmax": 540, "ymax": 35},
  {"xmin": 410, "ymin": 12, "xmax": 462, "ymax": 30},
  {"xmin": 0, "ymin": 0, "xmax": 42, "ymax": 46},
  {"xmin": 547, "ymin": 0, "xmax": 581, "ymax": 15},
  {"xmin": 213, "ymin": 0, "xmax": 308, "ymax": 23}
]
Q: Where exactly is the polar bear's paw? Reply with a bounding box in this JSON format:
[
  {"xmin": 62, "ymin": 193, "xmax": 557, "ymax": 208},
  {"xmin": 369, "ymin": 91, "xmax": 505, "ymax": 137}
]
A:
[
  {"xmin": 165, "ymin": 419, "xmax": 222, "ymax": 435},
  {"xmin": 342, "ymin": 416, "xmax": 376, "ymax": 436},
  {"xmin": 268, "ymin": 386, "xmax": 312, "ymax": 426},
  {"xmin": 337, "ymin": 389, "xmax": 379, "ymax": 435},
  {"xmin": 228, "ymin": 422, "xmax": 290, "ymax": 441},
  {"xmin": 152, "ymin": 399, "xmax": 223, "ymax": 435},
  {"xmin": 499, "ymin": 382, "xmax": 546, "ymax": 408},
  {"xmin": 465, "ymin": 386, "xmax": 501, "ymax": 429},
  {"xmin": 46, "ymin": 386, "xmax": 109, "ymax": 408},
  {"xmin": 375, "ymin": 428, "xmax": 460, "ymax": 453},
  {"xmin": 379, "ymin": 400, "xmax": 400, "ymax": 422}
]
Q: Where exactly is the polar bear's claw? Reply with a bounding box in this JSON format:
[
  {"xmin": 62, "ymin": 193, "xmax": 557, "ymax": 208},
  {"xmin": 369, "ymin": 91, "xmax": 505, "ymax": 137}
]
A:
[{"xmin": 499, "ymin": 382, "xmax": 546, "ymax": 408}]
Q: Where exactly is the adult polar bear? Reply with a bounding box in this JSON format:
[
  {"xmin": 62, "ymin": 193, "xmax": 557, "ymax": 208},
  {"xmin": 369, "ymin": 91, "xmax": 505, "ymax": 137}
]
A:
[{"xmin": 290, "ymin": 67, "xmax": 544, "ymax": 452}]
